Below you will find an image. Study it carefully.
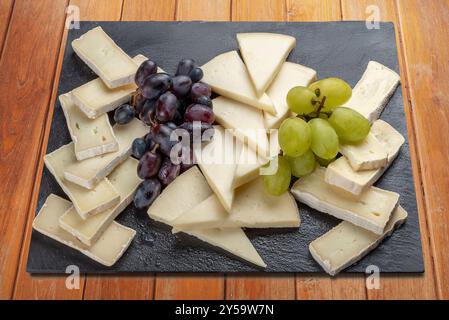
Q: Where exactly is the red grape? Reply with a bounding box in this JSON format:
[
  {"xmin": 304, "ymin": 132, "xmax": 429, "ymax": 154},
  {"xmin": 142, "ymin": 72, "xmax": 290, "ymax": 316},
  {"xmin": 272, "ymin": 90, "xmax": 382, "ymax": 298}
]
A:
[
  {"xmin": 134, "ymin": 179, "xmax": 161, "ymax": 210},
  {"xmin": 141, "ymin": 73, "xmax": 172, "ymax": 99},
  {"xmin": 176, "ymin": 59, "xmax": 195, "ymax": 76},
  {"xmin": 155, "ymin": 92, "xmax": 179, "ymax": 123},
  {"xmin": 191, "ymin": 82, "xmax": 211, "ymax": 99},
  {"xmin": 184, "ymin": 104, "xmax": 215, "ymax": 123},
  {"xmin": 137, "ymin": 150, "xmax": 162, "ymax": 179},
  {"xmin": 135, "ymin": 60, "xmax": 157, "ymax": 88},
  {"xmin": 172, "ymin": 75, "xmax": 192, "ymax": 97},
  {"xmin": 158, "ymin": 158, "xmax": 181, "ymax": 187}
]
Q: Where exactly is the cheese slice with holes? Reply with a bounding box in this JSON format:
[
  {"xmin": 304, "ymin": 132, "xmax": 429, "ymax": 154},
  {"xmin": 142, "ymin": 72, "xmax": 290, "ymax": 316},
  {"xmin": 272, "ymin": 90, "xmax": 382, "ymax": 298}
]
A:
[
  {"xmin": 44, "ymin": 143, "xmax": 120, "ymax": 219},
  {"xmin": 71, "ymin": 55, "xmax": 147, "ymax": 119},
  {"xmin": 202, "ymin": 51, "xmax": 276, "ymax": 114},
  {"xmin": 63, "ymin": 118, "xmax": 147, "ymax": 189},
  {"xmin": 237, "ymin": 33, "xmax": 296, "ymax": 96},
  {"xmin": 339, "ymin": 133, "xmax": 388, "ymax": 171},
  {"xmin": 343, "ymin": 61, "xmax": 400, "ymax": 122},
  {"xmin": 33, "ymin": 194, "xmax": 135, "ymax": 266},
  {"xmin": 326, "ymin": 120, "xmax": 405, "ymax": 195},
  {"xmin": 72, "ymin": 26, "xmax": 138, "ymax": 89},
  {"xmin": 264, "ymin": 62, "xmax": 317, "ymax": 129},
  {"xmin": 172, "ymin": 177, "xmax": 300, "ymax": 229},
  {"xmin": 291, "ymin": 168, "xmax": 399, "ymax": 234},
  {"xmin": 310, "ymin": 205, "xmax": 407, "ymax": 276},
  {"xmin": 59, "ymin": 158, "xmax": 141, "ymax": 246},
  {"xmin": 60, "ymin": 93, "xmax": 118, "ymax": 160}
]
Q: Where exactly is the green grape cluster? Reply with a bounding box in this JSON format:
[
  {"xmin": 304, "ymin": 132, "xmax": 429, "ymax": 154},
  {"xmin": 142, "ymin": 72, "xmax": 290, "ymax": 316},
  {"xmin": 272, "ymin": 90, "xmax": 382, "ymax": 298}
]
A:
[{"xmin": 264, "ymin": 77, "xmax": 371, "ymax": 196}]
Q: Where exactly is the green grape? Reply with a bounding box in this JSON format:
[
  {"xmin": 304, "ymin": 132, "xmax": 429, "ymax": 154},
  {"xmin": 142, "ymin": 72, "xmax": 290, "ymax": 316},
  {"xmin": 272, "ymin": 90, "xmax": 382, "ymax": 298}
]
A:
[
  {"xmin": 308, "ymin": 78, "xmax": 352, "ymax": 111},
  {"xmin": 315, "ymin": 155, "xmax": 336, "ymax": 167},
  {"xmin": 286, "ymin": 86, "xmax": 318, "ymax": 115},
  {"xmin": 287, "ymin": 149, "xmax": 316, "ymax": 177},
  {"xmin": 278, "ymin": 118, "xmax": 311, "ymax": 157},
  {"xmin": 263, "ymin": 156, "xmax": 292, "ymax": 196},
  {"xmin": 328, "ymin": 107, "xmax": 370, "ymax": 143},
  {"xmin": 309, "ymin": 118, "xmax": 339, "ymax": 160}
]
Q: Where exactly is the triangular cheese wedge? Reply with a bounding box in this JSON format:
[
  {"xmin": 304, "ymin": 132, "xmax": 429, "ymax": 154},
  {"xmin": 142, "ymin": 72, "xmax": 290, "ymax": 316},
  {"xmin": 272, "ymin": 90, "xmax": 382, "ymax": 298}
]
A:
[
  {"xmin": 202, "ymin": 51, "xmax": 276, "ymax": 114},
  {"xmin": 237, "ymin": 33, "xmax": 296, "ymax": 96},
  {"xmin": 265, "ymin": 62, "xmax": 317, "ymax": 129}
]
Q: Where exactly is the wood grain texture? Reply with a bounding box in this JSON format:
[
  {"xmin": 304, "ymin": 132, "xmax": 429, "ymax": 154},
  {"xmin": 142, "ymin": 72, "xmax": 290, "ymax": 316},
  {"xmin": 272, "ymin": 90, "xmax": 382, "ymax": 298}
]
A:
[
  {"xmin": 341, "ymin": 0, "xmax": 437, "ymax": 300},
  {"xmin": 122, "ymin": 0, "xmax": 176, "ymax": 20},
  {"xmin": 287, "ymin": 0, "xmax": 341, "ymax": 21},
  {"xmin": 232, "ymin": 0, "xmax": 286, "ymax": 21},
  {"xmin": 177, "ymin": 0, "xmax": 231, "ymax": 20},
  {"xmin": 70, "ymin": 0, "xmax": 123, "ymax": 20},
  {"xmin": 155, "ymin": 275, "xmax": 225, "ymax": 300},
  {"xmin": 0, "ymin": 0, "xmax": 14, "ymax": 56},
  {"xmin": 84, "ymin": 276, "xmax": 154, "ymax": 300}
]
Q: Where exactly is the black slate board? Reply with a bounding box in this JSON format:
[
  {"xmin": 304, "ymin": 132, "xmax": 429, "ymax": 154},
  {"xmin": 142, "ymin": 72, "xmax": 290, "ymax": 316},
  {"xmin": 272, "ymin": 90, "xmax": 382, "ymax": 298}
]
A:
[{"xmin": 27, "ymin": 21, "xmax": 424, "ymax": 273}]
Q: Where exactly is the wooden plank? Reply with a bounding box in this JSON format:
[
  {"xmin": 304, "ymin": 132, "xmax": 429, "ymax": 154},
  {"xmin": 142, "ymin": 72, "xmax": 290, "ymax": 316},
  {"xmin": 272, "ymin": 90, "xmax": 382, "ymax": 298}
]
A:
[
  {"xmin": 177, "ymin": 0, "xmax": 231, "ymax": 21},
  {"xmin": 122, "ymin": 0, "xmax": 176, "ymax": 20},
  {"xmin": 341, "ymin": 0, "xmax": 437, "ymax": 300},
  {"xmin": 287, "ymin": 0, "xmax": 341, "ymax": 21},
  {"xmin": 0, "ymin": 0, "xmax": 69, "ymax": 299},
  {"xmin": 0, "ymin": 0, "xmax": 14, "ymax": 56},
  {"xmin": 70, "ymin": 0, "xmax": 123, "ymax": 20},
  {"xmin": 394, "ymin": 0, "xmax": 449, "ymax": 299},
  {"xmin": 84, "ymin": 276, "xmax": 154, "ymax": 300},
  {"xmin": 232, "ymin": 0, "xmax": 286, "ymax": 21}
]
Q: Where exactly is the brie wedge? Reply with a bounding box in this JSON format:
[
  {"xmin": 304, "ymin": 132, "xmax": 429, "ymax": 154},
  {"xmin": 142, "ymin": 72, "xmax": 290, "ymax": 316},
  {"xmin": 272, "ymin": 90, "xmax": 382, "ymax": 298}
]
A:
[
  {"xmin": 59, "ymin": 158, "xmax": 141, "ymax": 246},
  {"xmin": 44, "ymin": 143, "xmax": 120, "ymax": 219},
  {"xmin": 33, "ymin": 194, "xmax": 135, "ymax": 267},
  {"xmin": 326, "ymin": 120, "xmax": 405, "ymax": 195},
  {"xmin": 344, "ymin": 61, "xmax": 400, "ymax": 122},
  {"xmin": 264, "ymin": 62, "xmax": 317, "ymax": 129},
  {"xmin": 291, "ymin": 168, "xmax": 399, "ymax": 234},
  {"xmin": 60, "ymin": 93, "xmax": 118, "ymax": 160},
  {"xmin": 71, "ymin": 55, "xmax": 148, "ymax": 119},
  {"xmin": 236, "ymin": 32, "xmax": 296, "ymax": 96},
  {"xmin": 72, "ymin": 26, "xmax": 138, "ymax": 89},
  {"xmin": 202, "ymin": 51, "xmax": 276, "ymax": 114},
  {"xmin": 339, "ymin": 133, "xmax": 388, "ymax": 171},
  {"xmin": 64, "ymin": 118, "xmax": 147, "ymax": 189},
  {"xmin": 309, "ymin": 205, "xmax": 407, "ymax": 276}
]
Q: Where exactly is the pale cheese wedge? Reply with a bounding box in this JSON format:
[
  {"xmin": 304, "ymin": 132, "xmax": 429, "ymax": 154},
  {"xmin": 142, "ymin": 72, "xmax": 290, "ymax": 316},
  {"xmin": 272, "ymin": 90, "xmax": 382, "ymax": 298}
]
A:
[
  {"xmin": 60, "ymin": 93, "xmax": 118, "ymax": 160},
  {"xmin": 59, "ymin": 158, "xmax": 141, "ymax": 246},
  {"xmin": 339, "ymin": 133, "xmax": 388, "ymax": 171},
  {"xmin": 64, "ymin": 118, "xmax": 147, "ymax": 189},
  {"xmin": 44, "ymin": 143, "xmax": 120, "ymax": 219},
  {"xmin": 33, "ymin": 194, "xmax": 135, "ymax": 267},
  {"xmin": 213, "ymin": 96, "xmax": 269, "ymax": 157},
  {"xmin": 309, "ymin": 205, "xmax": 407, "ymax": 276},
  {"xmin": 326, "ymin": 120, "xmax": 405, "ymax": 195},
  {"xmin": 344, "ymin": 61, "xmax": 400, "ymax": 122},
  {"xmin": 72, "ymin": 26, "xmax": 138, "ymax": 89},
  {"xmin": 264, "ymin": 62, "xmax": 317, "ymax": 129},
  {"xmin": 172, "ymin": 177, "xmax": 300, "ymax": 230},
  {"xmin": 71, "ymin": 55, "xmax": 148, "ymax": 119},
  {"xmin": 202, "ymin": 51, "xmax": 276, "ymax": 114},
  {"xmin": 291, "ymin": 168, "xmax": 399, "ymax": 234},
  {"xmin": 237, "ymin": 33, "xmax": 296, "ymax": 96}
]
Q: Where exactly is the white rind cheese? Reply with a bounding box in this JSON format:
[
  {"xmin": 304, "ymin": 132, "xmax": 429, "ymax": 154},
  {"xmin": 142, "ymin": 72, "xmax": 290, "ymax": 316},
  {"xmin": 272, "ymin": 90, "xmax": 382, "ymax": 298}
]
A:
[
  {"xmin": 202, "ymin": 51, "xmax": 276, "ymax": 114},
  {"xmin": 44, "ymin": 143, "xmax": 120, "ymax": 219},
  {"xmin": 63, "ymin": 118, "xmax": 148, "ymax": 189},
  {"xmin": 325, "ymin": 120, "xmax": 405, "ymax": 195},
  {"xmin": 291, "ymin": 168, "xmax": 399, "ymax": 234},
  {"xmin": 339, "ymin": 133, "xmax": 388, "ymax": 171},
  {"xmin": 309, "ymin": 205, "xmax": 407, "ymax": 276},
  {"xmin": 344, "ymin": 61, "xmax": 400, "ymax": 122},
  {"xmin": 33, "ymin": 194, "xmax": 136, "ymax": 266},
  {"xmin": 264, "ymin": 62, "xmax": 317, "ymax": 129},
  {"xmin": 59, "ymin": 158, "xmax": 141, "ymax": 246},
  {"xmin": 60, "ymin": 93, "xmax": 118, "ymax": 160},
  {"xmin": 71, "ymin": 55, "xmax": 148, "ymax": 119},
  {"xmin": 72, "ymin": 26, "xmax": 138, "ymax": 89},
  {"xmin": 236, "ymin": 32, "xmax": 296, "ymax": 97}
]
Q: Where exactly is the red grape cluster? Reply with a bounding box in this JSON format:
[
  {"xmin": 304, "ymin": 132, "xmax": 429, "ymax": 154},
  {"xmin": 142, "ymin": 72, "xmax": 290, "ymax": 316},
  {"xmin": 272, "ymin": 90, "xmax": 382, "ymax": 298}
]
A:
[{"xmin": 112, "ymin": 59, "xmax": 215, "ymax": 210}]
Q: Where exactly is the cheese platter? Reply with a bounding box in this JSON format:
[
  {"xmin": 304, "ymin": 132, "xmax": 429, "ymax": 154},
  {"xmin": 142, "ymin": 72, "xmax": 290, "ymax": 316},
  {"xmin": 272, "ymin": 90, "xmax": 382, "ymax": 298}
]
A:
[{"xmin": 27, "ymin": 21, "xmax": 423, "ymax": 274}]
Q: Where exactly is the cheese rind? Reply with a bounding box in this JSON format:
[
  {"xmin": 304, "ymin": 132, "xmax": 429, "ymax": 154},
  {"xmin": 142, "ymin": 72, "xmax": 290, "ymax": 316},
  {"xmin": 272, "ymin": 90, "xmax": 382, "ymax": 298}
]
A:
[
  {"xmin": 309, "ymin": 205, "xmax": 407, "ymax": 276},
  {"xmin": 325, "ymin": 120, "xmax": 405, "ymax": 195},
  {"xmin": 236, "ymin": 32, "xmax": 296, "ymax": 97},
  {"xmin": 71, "ymin": 55, "xmax": 148, "ymax": 119},
  {"xmin": 71, "ymin": 26, "xmax": 138, "ymax": 89},
  {"xmin": 60, "ymin": 93, "xmax": 118, "ymax": 160},
  {"xmin": 59, "ymin": 158, "xmax": 141, "ymax": 246},
  {"xmin": 344, "ymin": 61, "xmax": 400, "ymax": 122},
  {"xmin": 264, "ymin": 62, "xmax": 317, "ymax": 129},
  {"xmin": 202, "ymin": 51, "xmax": 276, "ymax": 114},
  {"xmin": 44, "ymin": 143, "xmax": 120, "ymax": 219},
  {"xmin": 291, "ymin": 168, "xmax": 399, "ymax": 234},
  {"xmin": 63, "ymin": 118, "xmax": 147, "ymax": 189},
  {"xmin": 33, "ymin": 194, "xmax": 135, "ymax": 267},
  {"xmin": 339, "ymin": 133, "xmax": 388, "ymax": 171}
]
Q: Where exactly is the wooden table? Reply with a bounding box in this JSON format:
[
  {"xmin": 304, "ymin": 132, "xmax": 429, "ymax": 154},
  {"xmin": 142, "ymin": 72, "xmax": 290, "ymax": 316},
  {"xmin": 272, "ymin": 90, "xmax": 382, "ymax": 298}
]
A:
[{"xmin": 0, "ymin": 0, "xmax": 447, "ymax": 300}]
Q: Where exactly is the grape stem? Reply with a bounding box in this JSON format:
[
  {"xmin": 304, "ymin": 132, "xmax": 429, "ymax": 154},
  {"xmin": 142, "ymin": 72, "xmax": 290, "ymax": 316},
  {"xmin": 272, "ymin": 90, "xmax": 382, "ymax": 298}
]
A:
[{"xmin": 316, "ymin": 96, "xmax": 326, "ymax": 115}]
